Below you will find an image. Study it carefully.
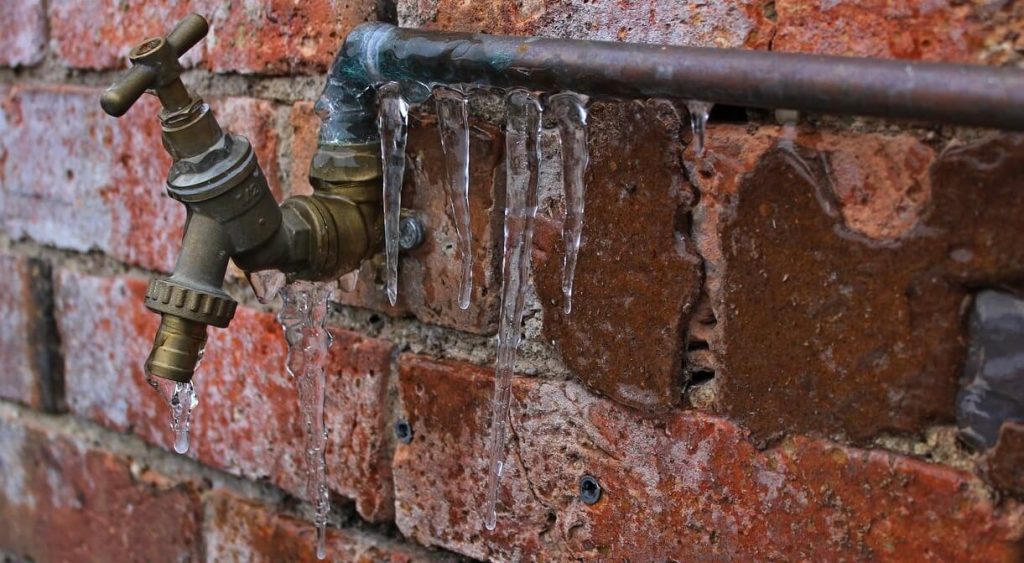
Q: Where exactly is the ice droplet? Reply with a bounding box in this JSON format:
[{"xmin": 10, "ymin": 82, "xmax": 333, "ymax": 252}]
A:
[
  {"xmin": 686, "ymin": 100, "xmax": 714, "ymax": 157},
  {"xmin": 434, "ymin": 85, "xmax": 475, "ymax": 310},
  {"xmin": 279, "ymin": 280, "xmax": 337, "ymax": 560},
  {"xmin": 377, "ymin": 82, "xmax": 410, "ymax": 307},
  {"xmin": 483, "ymin": 89, "xmax": 543, "ymax": 531},
  {"xmin": 550, "ymin": 92, "xmax": 589, "ymax": 315}
]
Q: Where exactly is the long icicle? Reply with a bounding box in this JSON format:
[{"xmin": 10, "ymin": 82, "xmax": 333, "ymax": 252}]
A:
[
  {"xmin": 550, "ymin": 92, "xmax": 589, "ymax": 315},
  {"xmin": 377, "ymin": 82, "xmax": 410, "ymax": 306},
  {"xmin": 483, "ymin": 89, "xmax": 543, "ymax": 531},
  {"xmin": 279, "ymin": 281, "xmax": 337, "ymax": 560},
  {"xmin": 434, "ymin": 85, "xmax": 475, "ymax": 310}
]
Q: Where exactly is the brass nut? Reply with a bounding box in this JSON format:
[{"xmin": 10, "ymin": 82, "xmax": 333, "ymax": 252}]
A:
[{"xmin": 144, "ymin": 279, "xmax": 236, "ymax": 328}]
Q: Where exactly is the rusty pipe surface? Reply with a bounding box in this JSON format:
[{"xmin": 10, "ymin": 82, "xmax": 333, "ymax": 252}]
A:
[{"xmin": 318, "ymin": 23, "xmax": 1024, "ymax": 144}]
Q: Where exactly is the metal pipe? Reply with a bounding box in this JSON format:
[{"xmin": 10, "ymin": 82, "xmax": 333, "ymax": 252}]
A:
[{"xmin": 319, "ymin": 22, "xmax": 1024, "ymax": 144}]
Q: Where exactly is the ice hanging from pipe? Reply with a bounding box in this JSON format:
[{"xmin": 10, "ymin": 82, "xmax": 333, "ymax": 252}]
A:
[
  {"xmin": 483, "ymin": 89, "xmax": 543, "ymax": 531},
  {"xmin": 434, "ymin": 85, "xmax": 475, "ymax": 310},
  {"xmin": 550, "ymin": 92, "xmax": 589, "ymax": 315},
  {"xmin": 686, "ymin": 100, "xmax": 713, "ymax": 157},
  {"xmin": 279, "ymin": 281, "xmax": 337, "ymax": 560},
  {"xmin": 146, "ymin": 373, "xmax": 199, "ymax": 454},
  {"xmin": 377, "ymin": 82, "xmax": 410, "ymax": 306}
]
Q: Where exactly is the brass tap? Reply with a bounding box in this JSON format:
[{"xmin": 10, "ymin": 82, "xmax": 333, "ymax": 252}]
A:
[{"xmin": 101, "ymin": 14, "xmax": 384, "ymax": 384}]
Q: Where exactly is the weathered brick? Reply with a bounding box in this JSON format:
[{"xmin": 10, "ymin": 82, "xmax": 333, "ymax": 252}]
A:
[
  {"xmin": 534, "ymin": 100, "xmax": 701, "ymax": 412},
  {"xmin": 54, "ymin": 270, "xmax": 396, "ymax": 522},
  {"xmin": 395, "ymin": 354, "xmax": 1024, "ymax": 561},
  {"xmin": 0, "ymin": 85, "xmax": 281, "ymax": 273},
  {"xmin": 0, "ymin": 253, "xmax": 61, "ymax": 411},
  {"xmin": 689, "ymin": 127, "xmax": 1024, "ymax": 444},
  {"xmin": 0, "ymin": 0, "xmax": 46, "ymax": 67},
  {"xmin": 48, "ymin": 0, "xmax": 376, "ymax": 74},
  {"xmin": 200, "ymin": 0, "xmax": 377, "ymax": 74},
  {"xmin": 773, "ymin": 0, "xmax": 1016, "ymax": 63},
  {"xmin": 399, "ymin": 0, "xmax": 773, "ymax": 49},
  {"xmin": 331, "ymin": 113, "xmax": 505, "ymax": 335},
  {"xmin": 0, "ymin": 406, "xmax": 203, "ymax": 561},
  {"xmin": 205, "ymin": 490, "xmax": 452, "ymax": 562},
  {"xmin": 984, "ymin": 422, "xmax": 1024, "ymax": 497}
]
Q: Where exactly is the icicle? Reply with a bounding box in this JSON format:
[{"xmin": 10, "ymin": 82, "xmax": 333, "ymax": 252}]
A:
[
  {"xmin": 483, "ymin": 89, "xmax": 543, "ymax": 532},
  {"xmin": 776, "ymin": 109, "xmax": 800, "ymax": 150},
  {"xmin": 434, "ymin": 85, "xmax": 474, "ymax": 310},
  {"xmin": 279, "ymin": 280, "xmax": 337, "ymax": 560},
  {"xmin": 246, "ymin": 269, "xmax": 286, "ymax": 304},
  {"xmin": 686, "ymin": 100, "xmax": 714, "ymax": 157},
  {"xmin": 550, "ymin": 92, "xmax": 589, "ymax": 315},
  {"xmin": 377, "ymin": 82, "xmax": 410, "ymax": 306},
  {"xmin": 146, "ymin": 369, "xmax": 200, "ymax": 454}
]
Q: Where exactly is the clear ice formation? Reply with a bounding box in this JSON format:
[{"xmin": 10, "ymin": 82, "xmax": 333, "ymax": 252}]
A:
[
  {"xmin": 686, "ymin": 100, "xmax": 714, "ymax": 157},
  {"xmin": 434, "ymin": 85, "xmax": 475, "ymax": 310},
  {"xmin": 377, "ymin": 81, "xmax": 410, "ymax": 306},
  {"xmin": 957, "ymin": 290, "xmax": 1024, "ymax": 450},
  {"xmin": 483, "ymin": 89, "xmax": 543, "ymax": 531},
  {"xmin": 776, "ymin": 109, "xmax": 800, "ymax": 150},
  {"xmin": 246, "ymin": 269, "xmax": 287, "ymax": 304},
  {"xmin": 550, "ymin": 92, "xmax": 590, "ymax": 315},
  {"xmin": 279, "ymin": 280, "xmax": 337, "ymax": 560},
  {"xmin": 146, "ymin": 371, "xmax": 200, "ymax": 455}
]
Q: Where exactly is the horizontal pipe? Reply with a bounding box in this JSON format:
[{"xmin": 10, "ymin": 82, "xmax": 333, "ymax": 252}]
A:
[{"xmin": 325, "ymin": 23, "xmax": 1024, "ymax": 137}]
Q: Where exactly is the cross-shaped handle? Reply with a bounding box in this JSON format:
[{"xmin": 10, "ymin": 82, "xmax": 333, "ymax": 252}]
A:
[{"xmin": 100, "ymin": 13, "xmax": 209, "ymax": 117}]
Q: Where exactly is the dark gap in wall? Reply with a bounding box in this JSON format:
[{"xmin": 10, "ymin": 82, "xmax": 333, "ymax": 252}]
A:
[
  {"xmin": 687, "ymin": 340, "xmax": 710, "ymax": 351},
  {"xmin": 27, "ymin": 258, "xmax": 65, "ymax": 413},
  {"xmin": 376, "ymin": 0, "xmax": 398, "ymax": 24},
  {"xmin": 709, "ymin": 104, "xmax": 749, "ymax": 123},
  {"xmin": 689, "ymin": 369, "xmax": 715, "ymax": 385}
]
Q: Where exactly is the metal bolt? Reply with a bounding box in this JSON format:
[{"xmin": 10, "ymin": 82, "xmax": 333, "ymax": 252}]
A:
[
  {"xmin": 394, "ymin": 419, "xmax": 414, "ymax": 444},
  {"xmin": 398, "ymin": 215, "xmax": 425, "ymax": 251},
  {"xmin": 578, "ymin": 475, "xmax": 602, "ymax": 505}
]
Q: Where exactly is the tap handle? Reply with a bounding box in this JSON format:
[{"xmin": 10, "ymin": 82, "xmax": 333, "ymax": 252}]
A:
[
  {"xmin": 165, "ymin": 13, "xmax": 210, "ymax": 57},
  {"xmin": 100, "ymin": 13, "xmax": 209, "ymax": 117}
]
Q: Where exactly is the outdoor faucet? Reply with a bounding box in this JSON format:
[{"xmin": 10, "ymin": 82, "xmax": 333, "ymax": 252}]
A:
[{"xmin": 101, "ymin": 14, "xmax": 384, "ymax": 386}]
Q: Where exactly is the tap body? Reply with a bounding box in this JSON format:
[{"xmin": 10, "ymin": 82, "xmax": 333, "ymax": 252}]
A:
[{"xmin": 102, "ymin": 15, "xmax": 383, "ymax": 383}]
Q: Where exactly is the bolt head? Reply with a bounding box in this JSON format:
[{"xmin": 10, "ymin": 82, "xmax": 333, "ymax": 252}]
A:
[
  {"xmin": 579, "ymin": 474, "xmax": 602, "ymax": 505},
  {"xmin": 394, "ymin": 419, "xmax": 414, "ymax": 443},
  {"xmin": 398, "ymin": 216, "xmax": 425, "ymax": 251}
]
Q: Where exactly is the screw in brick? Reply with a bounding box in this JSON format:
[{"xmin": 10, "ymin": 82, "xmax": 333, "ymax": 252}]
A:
[
  {"xmin": 394, "ymin": 419, "xmax": 414, "ymax": 443},
  {"xmin": 398, "ymin": 215, "xmax": 424, "ymax": 251},
  {"xmin": 578, "ymin": 474, "xmax": 602, "ymax": 505}
]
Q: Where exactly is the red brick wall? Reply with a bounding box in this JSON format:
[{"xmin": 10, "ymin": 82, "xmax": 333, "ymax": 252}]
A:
[{"xmin": 1, "ymin": 1, "xmax": 1023, "ymax": 561}]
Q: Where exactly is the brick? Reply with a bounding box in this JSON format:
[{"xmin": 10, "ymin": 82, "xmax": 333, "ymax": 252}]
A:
[
  {"xmin": 399, "ymin": 0, "xmax": 773, "ymax": 49},
  {"xmin": 0, "ymin": 254, "xmax": 61, "ymax": 411},
  {"xmin": 689, "ymin": 127, "xmax": 1024, "ymax": 444},
  {"xmin": 0, "ymin": 0, "xmax": 46, "ymax": 67},
  {"xmin": 54, "ymin": 270, "xmax": 396, "ymax": 522},
  {"xmin": 332, "ymin": 113, "xmax": 505, "ymax": 335},
  {"xmin": 0, "ymin": 406, "xmax": 203, "ymax": 561},
  {"xmin": 984, "ymin": 422, "xmax": 1024, "ymax": 496},
  {"xmin": 773, "ymin": 0, "xmax": 1010, "ymax": 63},
  {"xmin": 200, "ymin": 0, "xmax": 377, "ymax": 74},
  {"xmin": 48, "ymin": 0, "xmax": 377, "ymax": 74},
  {"xmin": 533, "ymin": 100, "xmax": 701, "ymax": 412},
  {"xmin": 205, "ymin": 490, "xmax": 452, "ymax": 562},
  {"xmin": 395, "ymin": 354, "xmax": 1024, "ymax": 561},
  {"xmin": 0, "ymin": 85, "xmax": 281, "ymax": 273}
]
